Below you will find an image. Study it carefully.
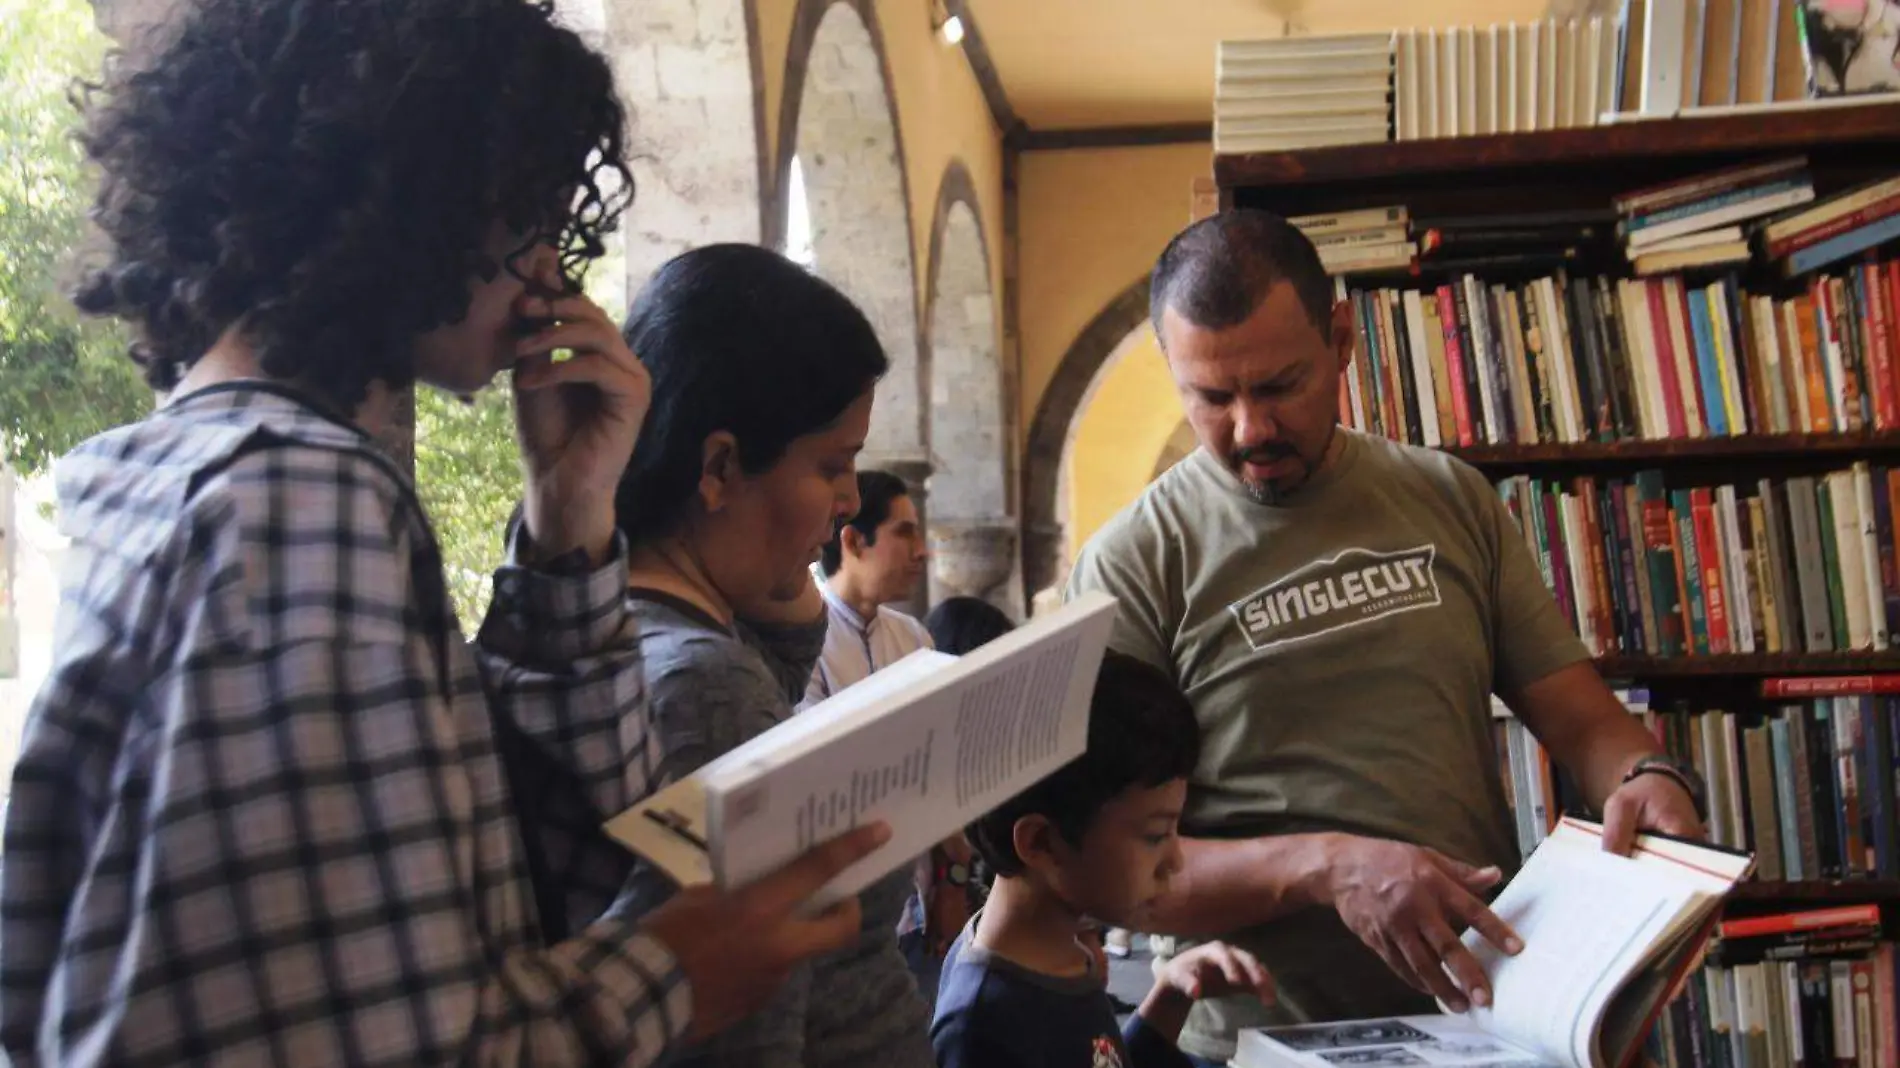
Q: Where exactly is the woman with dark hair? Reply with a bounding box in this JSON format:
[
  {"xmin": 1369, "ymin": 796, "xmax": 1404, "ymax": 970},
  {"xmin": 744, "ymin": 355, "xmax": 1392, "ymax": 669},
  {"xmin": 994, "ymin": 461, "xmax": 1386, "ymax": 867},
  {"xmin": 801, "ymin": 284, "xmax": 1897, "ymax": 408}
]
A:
[
  {"xmin": 923, "ymin": 596, "xmax": 1018, "ymax": 656},
  {"xmin": 608, "ymin": 244, "xmax": 935, "ymax": 1068},
  {"xmin": 0, "ymin": 2, "xmax": 880, "ymax": 1064}
]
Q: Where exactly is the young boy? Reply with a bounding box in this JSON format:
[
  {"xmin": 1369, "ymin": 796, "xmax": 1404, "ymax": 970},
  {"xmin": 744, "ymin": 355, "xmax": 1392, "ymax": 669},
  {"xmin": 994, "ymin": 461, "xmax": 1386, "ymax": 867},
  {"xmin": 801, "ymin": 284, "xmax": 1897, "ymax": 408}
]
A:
[
  {"xmin": 932, "ymin": 651, "xmax": 1274, "ymax": 1067},
  {"xmin": 0, "ymin": 1, "xmax": 880, "ymax": 1063}
]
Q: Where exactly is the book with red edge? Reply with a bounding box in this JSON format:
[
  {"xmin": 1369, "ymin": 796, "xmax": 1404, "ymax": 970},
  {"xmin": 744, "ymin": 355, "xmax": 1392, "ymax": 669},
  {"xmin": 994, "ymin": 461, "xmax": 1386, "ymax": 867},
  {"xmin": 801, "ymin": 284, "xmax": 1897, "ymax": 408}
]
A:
[
  {"xmin": 1760, "ymin": 673, "xmax": 1900, "ymax": 697},
  {"xmin": 1233, "ymin": 818, "xmax": 1753, "ymax": 1068}
]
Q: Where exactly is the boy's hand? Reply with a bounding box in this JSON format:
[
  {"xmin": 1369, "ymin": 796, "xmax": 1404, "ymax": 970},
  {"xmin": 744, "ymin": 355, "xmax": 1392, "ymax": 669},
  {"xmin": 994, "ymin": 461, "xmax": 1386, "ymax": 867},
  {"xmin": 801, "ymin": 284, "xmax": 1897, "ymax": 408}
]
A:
[
  {"xmin": 1138, "ymin": 941, "xmax": 1273, "ymax": 1045},
  {"xmin": 1157, "ymin": 941, "xmax": 1275, "ymax": 1004}
]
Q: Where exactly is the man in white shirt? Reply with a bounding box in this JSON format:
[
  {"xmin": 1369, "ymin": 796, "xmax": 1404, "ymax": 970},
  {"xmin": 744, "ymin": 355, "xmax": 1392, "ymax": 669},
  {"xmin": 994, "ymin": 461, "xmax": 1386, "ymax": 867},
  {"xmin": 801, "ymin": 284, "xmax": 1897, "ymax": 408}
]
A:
[
  {"xmin": 803, "ymin": 469, "xmax": 933, "ymax": 707},
  {"xmin": 802, "ymin": 470, "xmax": 974, "ymax": 999}
]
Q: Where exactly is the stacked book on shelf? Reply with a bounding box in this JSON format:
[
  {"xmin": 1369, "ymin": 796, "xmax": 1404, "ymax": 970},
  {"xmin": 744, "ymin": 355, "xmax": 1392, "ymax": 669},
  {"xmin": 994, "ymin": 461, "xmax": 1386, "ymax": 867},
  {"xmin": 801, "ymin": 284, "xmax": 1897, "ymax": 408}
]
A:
[
  {"xmin": 1657, "ymin": 905, "xmax": 1897, "ymax": 1067},
  {"xmin": 1213, "ymin": 34, "xmax": 1393, "ymax": 155},
  {"xmin": 1289, "ymin": 205, "xmax": 1415, "ymax": 276},
  {"xmin": 1340, "ymin": 247, "xmax": 1900, "ymax": 447},
  {"xmin": 1616, "ymin": 157, "xmax": 1816, "ymax": 276},
  {"xmin": 1760, "ymin": 172, "xmax": 1900, "ymax": 279},
  {"xmin": 1395, "ymin": 18, "xmax": 1618, "ymax": 140},
  {"xmin": 1496, "ymin": 465, "xmax": 1900, "ymax": 659}
]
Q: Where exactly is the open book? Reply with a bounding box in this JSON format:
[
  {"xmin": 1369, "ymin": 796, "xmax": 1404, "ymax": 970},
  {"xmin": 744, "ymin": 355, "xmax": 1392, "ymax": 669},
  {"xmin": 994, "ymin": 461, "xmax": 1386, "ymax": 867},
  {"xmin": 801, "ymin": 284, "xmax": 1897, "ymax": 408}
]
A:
[
  {"xmin": 603, "ymin": 592, "xmax": 1117, "ymax": 911},
  {"xmin": 1236, "ymin": 818, "xmax": 1754, "ymax": 1068}
]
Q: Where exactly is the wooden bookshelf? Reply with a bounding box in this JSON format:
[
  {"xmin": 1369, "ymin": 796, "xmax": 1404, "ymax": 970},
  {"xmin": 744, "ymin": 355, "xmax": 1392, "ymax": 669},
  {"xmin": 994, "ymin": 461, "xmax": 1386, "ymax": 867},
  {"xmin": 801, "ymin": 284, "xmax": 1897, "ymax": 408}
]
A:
[
  {"xmin": 1220, "ymin": 111, "xmax": 1900, "ymax": 930},
  {"xmin": 1595, "ymin": 652, "xmax": 1900, "ymax": 678},
  {"xmin": 1215, "ymin": 104, "xmax": 1900, "ymax": 193},
  {"xmin": 1729, "ymin": 879, "xmax": 1900, "ymax": 904},
  {"xmin": 1450, "ymin": 431, "xmax": 1900, "ymax": 469}
]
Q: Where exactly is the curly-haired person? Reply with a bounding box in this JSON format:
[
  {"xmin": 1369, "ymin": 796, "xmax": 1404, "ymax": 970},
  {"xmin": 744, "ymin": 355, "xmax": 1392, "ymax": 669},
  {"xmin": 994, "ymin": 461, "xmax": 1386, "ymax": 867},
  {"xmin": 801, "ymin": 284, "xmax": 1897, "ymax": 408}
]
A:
[{"xmin": 0, "ymin": 1, "xmax": 887, "ymax": 1066}]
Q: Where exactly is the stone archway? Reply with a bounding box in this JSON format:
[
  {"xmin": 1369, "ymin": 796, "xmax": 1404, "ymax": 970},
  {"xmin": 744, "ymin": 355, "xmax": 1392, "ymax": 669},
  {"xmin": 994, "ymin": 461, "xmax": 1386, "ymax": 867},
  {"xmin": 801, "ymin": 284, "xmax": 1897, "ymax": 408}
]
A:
[
  {"xmin": 777, "ymin": 0, "xmax": 924, "ymax": 478},
  {"xmin": 922, "ymin": 162, "xmax": 1016, "ymax": 617},
  {"xmin": 1022, "ymin": 277, "xmax": 1150, "ymax": 600}
]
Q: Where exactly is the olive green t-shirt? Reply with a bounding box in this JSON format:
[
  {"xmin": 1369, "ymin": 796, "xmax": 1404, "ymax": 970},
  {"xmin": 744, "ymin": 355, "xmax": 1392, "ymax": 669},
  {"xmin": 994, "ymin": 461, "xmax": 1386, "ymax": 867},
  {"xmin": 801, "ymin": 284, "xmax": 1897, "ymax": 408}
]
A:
[{"xmin": 1065, "ymin": 430, "xmax": 1587, "ymax": 1062}]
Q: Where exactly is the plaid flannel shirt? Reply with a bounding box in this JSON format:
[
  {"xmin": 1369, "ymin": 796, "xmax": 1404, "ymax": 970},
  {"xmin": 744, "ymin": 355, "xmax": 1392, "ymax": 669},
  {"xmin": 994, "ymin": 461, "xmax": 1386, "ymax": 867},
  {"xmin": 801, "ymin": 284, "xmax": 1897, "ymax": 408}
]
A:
[{"xmin": 0, "ymin": 382, "xmax": 689, "ymax": 1067}]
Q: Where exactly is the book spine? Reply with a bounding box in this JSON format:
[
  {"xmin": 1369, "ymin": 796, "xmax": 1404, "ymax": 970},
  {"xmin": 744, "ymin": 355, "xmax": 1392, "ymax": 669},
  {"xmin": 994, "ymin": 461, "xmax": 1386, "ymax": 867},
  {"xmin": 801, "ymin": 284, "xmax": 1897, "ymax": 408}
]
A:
[
  {"xmin": 1693, "ymin": 487, "xmax": 1732, "ymax": 654},
  {"xmin": 1784, "ymin": 211, "xmax": 1900, "ymax": 277},
  {"xmin": 1638, "ymin": 471, "xmax": 1687, "ymax": 656},
  {"xmin": 1676, "ymin": 488, "xmax": 1713, "ymax": 654}
]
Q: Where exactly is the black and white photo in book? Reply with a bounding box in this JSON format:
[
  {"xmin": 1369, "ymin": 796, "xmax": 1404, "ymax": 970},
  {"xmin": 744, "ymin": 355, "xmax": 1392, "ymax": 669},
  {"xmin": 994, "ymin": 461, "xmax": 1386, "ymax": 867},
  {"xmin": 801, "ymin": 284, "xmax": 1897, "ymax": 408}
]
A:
[{"xmin": 1802, "ymin": 0, "xmax": 1900, "ymax": 95}]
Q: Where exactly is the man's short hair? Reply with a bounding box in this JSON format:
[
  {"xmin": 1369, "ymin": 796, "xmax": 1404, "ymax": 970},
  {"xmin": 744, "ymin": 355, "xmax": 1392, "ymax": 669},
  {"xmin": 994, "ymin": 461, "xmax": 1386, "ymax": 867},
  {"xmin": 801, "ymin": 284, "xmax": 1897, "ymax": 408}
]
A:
[
  {"xmin": 924, "ymin": 597, "xmax": 1016, "ymax": 656},
  {"xmin": 965, "ymin": 651, "xmax": 1201, "ymax": 877},
  {"xmin": 1148, "ymin": 209, "xmax": 1335, "ymax": 347},
  {"xmin": 819, "ymin": 469, "xmax": 911, "ymax": 577}
]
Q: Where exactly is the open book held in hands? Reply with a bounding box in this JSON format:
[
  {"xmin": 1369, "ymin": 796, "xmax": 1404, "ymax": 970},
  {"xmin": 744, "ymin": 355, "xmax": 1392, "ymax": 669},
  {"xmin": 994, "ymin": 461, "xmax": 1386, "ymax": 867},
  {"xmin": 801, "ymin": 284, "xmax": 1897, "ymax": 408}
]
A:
[
  {"xmin": 603, "ymin": 592, "xmax": 1117, "ymax": 911},
  {"xmin": 1236, "ymin": 817, "xmax": 1754, "ymax": 1068}
]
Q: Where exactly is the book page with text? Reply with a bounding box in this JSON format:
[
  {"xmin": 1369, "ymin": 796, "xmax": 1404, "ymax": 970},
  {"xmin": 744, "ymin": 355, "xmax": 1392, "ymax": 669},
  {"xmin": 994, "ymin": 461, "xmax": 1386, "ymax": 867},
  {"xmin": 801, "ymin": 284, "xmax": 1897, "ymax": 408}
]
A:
[
  {"xmin": 1455, "ymin": 827, "xmax": 1701, "ymax": 1067},
  {"xmin": 608, "ymin": 594, "xmax": 1117, "ymax": 911}
]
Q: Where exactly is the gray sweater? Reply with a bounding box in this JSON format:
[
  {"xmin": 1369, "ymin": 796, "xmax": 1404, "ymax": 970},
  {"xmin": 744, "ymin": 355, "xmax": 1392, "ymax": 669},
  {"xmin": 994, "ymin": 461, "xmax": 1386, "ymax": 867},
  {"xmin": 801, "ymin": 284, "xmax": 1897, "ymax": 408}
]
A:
[{"xmin": 625, "ymin": 592, "xmax": 933, "ymax": 1068}]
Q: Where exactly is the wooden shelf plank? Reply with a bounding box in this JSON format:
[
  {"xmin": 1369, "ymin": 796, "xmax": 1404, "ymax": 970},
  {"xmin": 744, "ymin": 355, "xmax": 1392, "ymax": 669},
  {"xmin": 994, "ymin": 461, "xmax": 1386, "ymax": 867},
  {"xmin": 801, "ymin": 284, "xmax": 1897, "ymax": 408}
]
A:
[
  {"xmin": 1594, "ymin": 653, "xmax": 1900, "ymax": 678},
  {"xmin": 1214, "ymin": 103, "xmax": 1900, "ymax": 191},
  {"xmin": 1439, "ymin": 432, "xmax": 1900, "ymax": 467},
  {"xmin": 1728, "ymin": 879, "xmax": 1900, "ymax": 903}
]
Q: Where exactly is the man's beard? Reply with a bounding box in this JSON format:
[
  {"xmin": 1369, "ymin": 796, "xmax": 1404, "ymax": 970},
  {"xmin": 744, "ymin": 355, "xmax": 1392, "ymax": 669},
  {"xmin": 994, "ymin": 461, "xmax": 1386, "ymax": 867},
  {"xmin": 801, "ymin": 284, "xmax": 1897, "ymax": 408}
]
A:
[
  {"xmin": 1232, "ymin": 442, "xmax": 1304, "ymax": 505},
  {"xmin": 1231, "ymin": 425, "xmax": 1335, "ymax": 505}
]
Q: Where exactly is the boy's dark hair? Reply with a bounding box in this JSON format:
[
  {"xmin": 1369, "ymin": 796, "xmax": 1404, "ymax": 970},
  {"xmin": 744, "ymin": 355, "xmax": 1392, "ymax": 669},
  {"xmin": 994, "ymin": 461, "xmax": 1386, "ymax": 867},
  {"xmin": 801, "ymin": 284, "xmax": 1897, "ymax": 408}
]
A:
[
  {"xmin": 1149, "ymin": 209, "xmax": 1334, "ymax": 346},
  {"xmin": 72, "ymin": 0, "xmax": 632, "ymax": 410},
  {"xmin": 818, "ymin": 470, "xmax": 910, "ymax": 576},
  {"xmin": 924, "ymin": 597, "xmax": 1015, "ymax": 656},
  {"xmin": 966, "ymin": 650, "xmax": 1200, "ymax": 877},
  {"xmin": 614, "ymin": 245, "xmax": 888, "ymax": 544}
]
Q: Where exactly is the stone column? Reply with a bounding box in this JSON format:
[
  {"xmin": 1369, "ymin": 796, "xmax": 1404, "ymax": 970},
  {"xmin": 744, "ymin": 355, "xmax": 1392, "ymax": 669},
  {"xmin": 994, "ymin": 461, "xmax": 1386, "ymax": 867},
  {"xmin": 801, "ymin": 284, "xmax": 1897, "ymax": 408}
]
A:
[
  {"xmin": 929, "ymin": 519, "xmax": 1018, "ymax": 612},
  {"xmin": 1020, "ymin": 521, "xmax": 1068, "ymax": 607}
]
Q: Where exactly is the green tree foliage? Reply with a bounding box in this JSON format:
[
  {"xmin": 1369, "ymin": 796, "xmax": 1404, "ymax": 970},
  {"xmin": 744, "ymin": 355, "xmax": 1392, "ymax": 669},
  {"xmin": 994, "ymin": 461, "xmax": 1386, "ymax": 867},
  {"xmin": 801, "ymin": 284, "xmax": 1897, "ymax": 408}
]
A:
[{"xmin": 0, "ymin": 0, "xmax": 149, "ymax": 477}]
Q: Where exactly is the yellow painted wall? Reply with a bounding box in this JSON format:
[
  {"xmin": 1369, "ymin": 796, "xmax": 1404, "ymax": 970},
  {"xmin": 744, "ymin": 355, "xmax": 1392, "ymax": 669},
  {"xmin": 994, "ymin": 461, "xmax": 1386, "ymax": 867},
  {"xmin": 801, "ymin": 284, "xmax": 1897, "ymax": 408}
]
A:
[
  {"xmin": 1017, "ymin": 142, "xmax": 1211, "ymax": 446},
  {"xmin": 1064, "ymin": 327, "xmax": 1185, "ymax": 553},
  {"xmin": 755, "ymin": 0, "xmax": 1007, "ymax": 312}
]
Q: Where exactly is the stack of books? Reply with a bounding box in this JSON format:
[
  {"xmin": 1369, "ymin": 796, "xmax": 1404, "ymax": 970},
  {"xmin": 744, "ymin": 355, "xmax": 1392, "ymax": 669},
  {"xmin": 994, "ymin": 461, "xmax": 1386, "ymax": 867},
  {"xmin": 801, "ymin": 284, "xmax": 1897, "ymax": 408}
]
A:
[
  {"xmin": 1395, "ymin": 18, "xmax": 1619, "ymax": 140},
  {"xmin": 1213, "ymin": 34, "xmax": 1393, "ymax": 155},
  {"xmin": 1616, "ymin": 157, "xmax": 1816, "ymax": 275},
  {"xmin": 1289, "ymin": 205, "xmax": 1414, "ymax": 276},
  {"xmin": 1758, "ymin": 174, "xmax": 1900, "ymax": 278}
]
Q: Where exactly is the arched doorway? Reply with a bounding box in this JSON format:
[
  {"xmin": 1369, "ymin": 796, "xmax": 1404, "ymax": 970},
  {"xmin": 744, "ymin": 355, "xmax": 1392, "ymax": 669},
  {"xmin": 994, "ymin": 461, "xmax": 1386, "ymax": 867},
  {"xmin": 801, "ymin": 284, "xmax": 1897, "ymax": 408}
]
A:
[
  {"xmin": 778, "ymin": 0, "xmax": 924, "ymax": 480},
  {"xmin": 922, "ymin": 163, "xmax": 1016, "ymax": 617},
  {"xmin": 1022, "ymin": 277, "xmax": 1151, "ymax": 602}
]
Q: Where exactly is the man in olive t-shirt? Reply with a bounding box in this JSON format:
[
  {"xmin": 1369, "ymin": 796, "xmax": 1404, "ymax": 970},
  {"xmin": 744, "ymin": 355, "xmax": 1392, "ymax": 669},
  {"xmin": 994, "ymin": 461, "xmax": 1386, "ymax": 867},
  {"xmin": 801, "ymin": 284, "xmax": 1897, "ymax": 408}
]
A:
[{"xmin": 1065, "ymin": 211, "xmax": 1707, "ymax": 1065}]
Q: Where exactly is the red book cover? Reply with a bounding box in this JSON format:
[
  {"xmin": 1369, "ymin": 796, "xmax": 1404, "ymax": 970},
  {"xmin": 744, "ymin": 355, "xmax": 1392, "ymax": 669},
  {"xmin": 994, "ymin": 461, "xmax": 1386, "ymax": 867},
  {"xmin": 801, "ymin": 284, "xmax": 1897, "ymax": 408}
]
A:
[
  {"xmin": 1576, "ymin": 478, "xmax": 1617, "ymax": 654},
  {"xmin": 1887, "ymin": 262, "xmax": 1900, "ymax": 429},
  {"xmin": 1766, "ymin": 190, "xmax": 1900, "ymax": 258},
  {"xmin": 1644, "ymin": 280, "xmax": 1689, "ymax": 439},
  {"xmin": 1860, "ymin": 263, "xmax": 1899, "ymax": 430},
  {"xmin": 1759, "ymin": 673, "xmax": 1900, "ymax": 697},
  {"xmin": 1690, "ymin": 488, "xmax": 1731, "ymax": 654},
  {"xmin": 1436, "ymin": 286, "xmax": 1475, "ymax": 447},
  {"xmin": 1718, "ymin": 904, "xmax": 1882, "ymax": 939}
]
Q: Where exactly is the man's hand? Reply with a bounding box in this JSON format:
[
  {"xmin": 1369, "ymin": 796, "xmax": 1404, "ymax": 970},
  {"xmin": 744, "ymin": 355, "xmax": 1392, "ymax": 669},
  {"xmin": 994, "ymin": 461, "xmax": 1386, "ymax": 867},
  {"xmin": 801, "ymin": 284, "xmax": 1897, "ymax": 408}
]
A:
[
  {"xmin": 1323, "ymin": 836, "xmax": 1523, "ymax": 1014},
  {"xmin": 642, "ymin": 823, "xmax": 889, "ymax": 1041},
  {"xmin": 1139, "ymin": 941, "xmax": 1274, "ymax": 1043},
  {"xmin": 1600, "ymin": 771, "xmax": 1704, "ymax": 856},
  {"xmin": 511, "ymin": 260, "xmax": 653, "ymax": 564}
]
